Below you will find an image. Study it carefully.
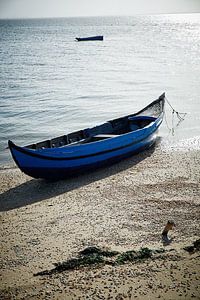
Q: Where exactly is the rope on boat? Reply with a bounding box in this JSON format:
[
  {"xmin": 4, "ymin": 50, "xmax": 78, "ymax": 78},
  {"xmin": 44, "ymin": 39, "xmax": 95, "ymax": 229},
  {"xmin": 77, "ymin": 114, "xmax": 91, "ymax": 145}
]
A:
[{"xmin": 165, "ymin": 97, "xmax": 187, "ymax": 135}]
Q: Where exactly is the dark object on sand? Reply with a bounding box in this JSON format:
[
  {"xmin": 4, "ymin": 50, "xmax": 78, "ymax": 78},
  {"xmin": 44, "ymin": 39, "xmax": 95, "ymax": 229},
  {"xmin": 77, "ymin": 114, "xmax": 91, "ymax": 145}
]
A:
[
  {"xmin": 183, "ymin": 239, "xmax": 200, "ymax": 253},
  {"xmin": 194, "ymin": 239, "xmax": 200, "ymax": 250},
  {"xmin": 8, "ymin": 93, "xmax": 165, "ymax": 180},
  {"xmin": 75, "ymin": 35, "xmax": 103, "ymax": 41}
]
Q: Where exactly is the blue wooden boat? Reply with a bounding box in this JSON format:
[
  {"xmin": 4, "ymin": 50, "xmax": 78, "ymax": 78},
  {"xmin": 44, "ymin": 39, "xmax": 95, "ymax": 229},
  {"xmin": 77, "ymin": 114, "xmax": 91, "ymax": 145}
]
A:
[
  {"xmin": 75, "ymin": 36, "xmax": 103, "ymax": 41},
  {"xmin": 8, "ymin": 93, "xmax": 165, "ymax": 180}
]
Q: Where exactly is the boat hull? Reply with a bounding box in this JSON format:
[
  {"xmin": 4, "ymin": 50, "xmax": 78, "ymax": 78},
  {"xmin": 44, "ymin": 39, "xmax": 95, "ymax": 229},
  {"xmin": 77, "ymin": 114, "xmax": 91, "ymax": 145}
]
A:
[
  {"xmin": 9, "ymin": 130, "xmax": 158, "ymax": 180},
  {"xmin": 76, "ymin": 36, "xmax": 103, "ymax": 41},
  {"xmin": 8, "ymin": 94, "xmax": 165, "ymax": 180}
]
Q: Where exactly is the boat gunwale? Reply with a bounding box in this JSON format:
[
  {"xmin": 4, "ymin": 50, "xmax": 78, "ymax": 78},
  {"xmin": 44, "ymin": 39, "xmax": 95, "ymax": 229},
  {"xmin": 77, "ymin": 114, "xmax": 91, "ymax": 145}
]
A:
[
  {"xmin": 31, "ymin": 114, "xmax": 160, "ymax": 151},
  {"xmin": 8, "ymin": 115, "xmax": 163, "ymax": 161}
]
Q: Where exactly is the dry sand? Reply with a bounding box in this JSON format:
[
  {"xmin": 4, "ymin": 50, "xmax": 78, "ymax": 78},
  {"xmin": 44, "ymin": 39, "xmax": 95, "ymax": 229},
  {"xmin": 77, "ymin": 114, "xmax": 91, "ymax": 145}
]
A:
[{"xmin": 0, "ymin": 142, "xmax": 200, "ymax": 300}]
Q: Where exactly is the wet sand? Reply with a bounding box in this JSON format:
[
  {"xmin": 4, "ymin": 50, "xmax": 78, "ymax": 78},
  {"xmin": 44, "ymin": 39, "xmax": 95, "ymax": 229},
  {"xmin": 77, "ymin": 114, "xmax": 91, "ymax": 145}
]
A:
[{"xmin": 0, "ymin": 143, "xmax": 200, "ymax": 299}]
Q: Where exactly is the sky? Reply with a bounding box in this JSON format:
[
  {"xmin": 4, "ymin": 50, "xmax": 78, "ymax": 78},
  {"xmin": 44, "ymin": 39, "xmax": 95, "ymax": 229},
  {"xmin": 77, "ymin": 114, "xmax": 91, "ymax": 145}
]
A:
[{"xmin": 0, "ymin": 0, "xmax": 200, "ymax": 19}]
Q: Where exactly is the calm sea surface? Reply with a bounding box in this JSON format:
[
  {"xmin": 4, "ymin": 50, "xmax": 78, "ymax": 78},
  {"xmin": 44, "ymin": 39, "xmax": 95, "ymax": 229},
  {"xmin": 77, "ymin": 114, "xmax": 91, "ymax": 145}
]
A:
[{"xmin": 0, "ymin": 14, "xmax": 200, "ymax": 166}]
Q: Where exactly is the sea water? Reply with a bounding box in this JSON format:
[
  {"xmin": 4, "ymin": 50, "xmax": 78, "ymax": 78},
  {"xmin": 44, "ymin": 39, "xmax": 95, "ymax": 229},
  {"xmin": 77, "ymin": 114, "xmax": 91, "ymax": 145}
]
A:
[{"xmin": 0, "ymin": 14, "xmax": 200, "ymax": 165}]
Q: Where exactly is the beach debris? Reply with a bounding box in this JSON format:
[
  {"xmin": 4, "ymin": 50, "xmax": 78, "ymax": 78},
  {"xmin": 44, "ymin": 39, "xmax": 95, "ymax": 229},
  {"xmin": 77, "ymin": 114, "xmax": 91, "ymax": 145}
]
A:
[
  {"xmin": 116, "ymin": 247, "xmax": 152, "ymax": 265},
  {"xmin": 79, "ymin": 246, "xmax": 119, "ymax": 257},
  {"xmin": 162, "ymin": 220, "xmax": 175, "ymax": 245},
  {"xmin": 183, "ymin": 239, "xmax": 200, "ymax": 253},
  {"xmin": 34, "ymin": 253, "xmax": 104, "ymax": 276},
  {"xmin": 34, "ymin": 246, "xmax": 159, "ymax": 276},
  {"xmin": 34, "ymin": 246, "xmax": 118, "ymax": 276},
  {"xmin": 115, "ymin": 250, "xmax": 138, "ymax": 264}
]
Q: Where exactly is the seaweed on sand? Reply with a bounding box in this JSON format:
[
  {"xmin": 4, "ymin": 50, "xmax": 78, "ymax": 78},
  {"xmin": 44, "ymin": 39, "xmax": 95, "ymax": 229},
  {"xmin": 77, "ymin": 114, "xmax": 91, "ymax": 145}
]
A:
[
  {"xmin": 34, "ymin": 246, "xmax": 165, "ymax": 276},
  {"xmin": 34, "ymin": 240, "xmax": 200, "ymax": 276},
  {"xmin": 115, "ymin": 247, "xmax": 152, "ymax": 265},
  {"xmin": 79, "ymin": 246, "xmax": 119, "ymax": 257},
  {"xmin": 34, "ymin": 246, "xmax": 119, "ymax": 276},
  {"xmin": 34, "ymin": 253, "xmax": 104, "ymax": 276}
]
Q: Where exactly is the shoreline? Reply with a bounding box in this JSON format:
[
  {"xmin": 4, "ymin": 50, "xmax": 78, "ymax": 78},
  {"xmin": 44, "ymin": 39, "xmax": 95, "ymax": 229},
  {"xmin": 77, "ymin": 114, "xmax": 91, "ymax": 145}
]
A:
[{"xmin": 0, "ymin": 145, "xmax": 200, "ymax": 299}]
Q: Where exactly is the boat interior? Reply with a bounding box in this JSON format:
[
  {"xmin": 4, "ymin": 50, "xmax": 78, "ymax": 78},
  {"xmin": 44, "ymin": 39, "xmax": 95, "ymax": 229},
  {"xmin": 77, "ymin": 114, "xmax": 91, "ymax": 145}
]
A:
[{"xmin": 26, "ymin": 115, "xmax": 156, "ymax": 150}]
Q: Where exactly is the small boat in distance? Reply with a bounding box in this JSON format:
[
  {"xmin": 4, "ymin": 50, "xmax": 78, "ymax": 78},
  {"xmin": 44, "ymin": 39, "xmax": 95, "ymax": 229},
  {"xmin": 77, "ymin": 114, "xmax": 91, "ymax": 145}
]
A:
[
  {"xmin": 8, "ymin": 93, "xmax": 165, "ymax": 180},
  {"xmin": 75, "ymin": 35, "xmax": 103, "ymax": 41}
]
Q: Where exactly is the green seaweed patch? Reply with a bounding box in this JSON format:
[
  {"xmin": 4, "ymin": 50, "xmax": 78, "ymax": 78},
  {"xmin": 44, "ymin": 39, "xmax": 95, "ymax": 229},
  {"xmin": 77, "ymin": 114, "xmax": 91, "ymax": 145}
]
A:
[
  {"xmin": 79, "ymin": 246, "xmax": 119, "ymax": 257},
  {"xmin": 34, "ymin": 247, "xmax": 119, "ymax": 276},
  {"xmin": 115, "ymin": 250, "xmax": 138, "ymax": 264},
  {"xmin": 54, "ymin": 254, "xmax": 104, "ymax": 270},
  {"xmin": 116, "ymin": 247, "xmax": 152, "ymax": 265},
  {"xmin": 34, "ymin": 253, "xmax": 104, "ymax": 276},
  {"xmin": 139, "ymin": 247, "xmax": 153, "ymax": 258},
  {"xmin": 34, "ymin": 246, "xmax": 164, "ymax": 276}
]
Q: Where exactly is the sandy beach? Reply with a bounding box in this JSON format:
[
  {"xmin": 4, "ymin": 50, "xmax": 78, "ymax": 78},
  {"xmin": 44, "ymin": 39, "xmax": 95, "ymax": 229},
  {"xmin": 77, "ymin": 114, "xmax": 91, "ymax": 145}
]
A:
[{"xmin": 0, "ymin": 141, "xmax": 200, "ymax": 300}]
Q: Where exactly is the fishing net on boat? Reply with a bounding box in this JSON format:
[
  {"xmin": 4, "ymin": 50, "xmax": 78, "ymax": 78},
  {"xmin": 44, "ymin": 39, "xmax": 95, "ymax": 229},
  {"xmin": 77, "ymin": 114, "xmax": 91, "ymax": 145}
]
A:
[{"xmin": 164, "ymin": 97, "xmax": 187, "ymax": 135}]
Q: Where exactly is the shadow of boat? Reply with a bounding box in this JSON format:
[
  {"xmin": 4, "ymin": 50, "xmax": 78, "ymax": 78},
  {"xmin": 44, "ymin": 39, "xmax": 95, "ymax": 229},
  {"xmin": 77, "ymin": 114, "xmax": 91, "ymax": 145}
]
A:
[{"xmin": 0, "ymin": 143, "xmax": 159, "ymax": 212}]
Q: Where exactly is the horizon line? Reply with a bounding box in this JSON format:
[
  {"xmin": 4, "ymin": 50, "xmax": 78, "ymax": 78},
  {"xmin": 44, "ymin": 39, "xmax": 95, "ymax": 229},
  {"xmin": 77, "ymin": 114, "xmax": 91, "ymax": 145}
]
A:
[{"xmin": 0, "ymin": 11, "xmax": 200, "ymax": 21}]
